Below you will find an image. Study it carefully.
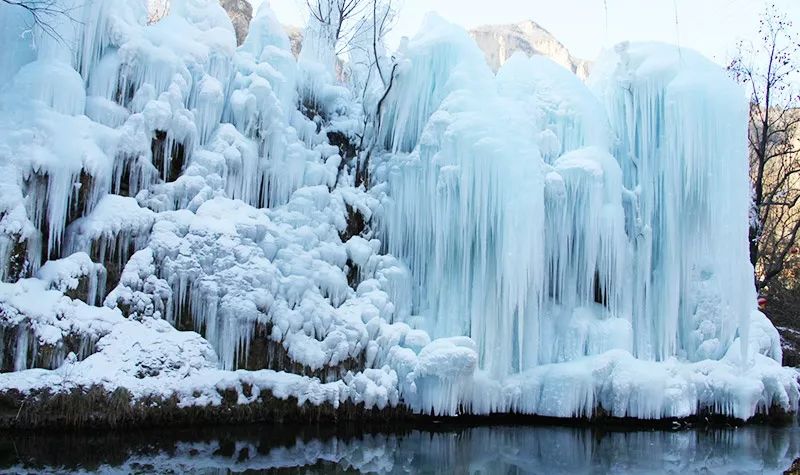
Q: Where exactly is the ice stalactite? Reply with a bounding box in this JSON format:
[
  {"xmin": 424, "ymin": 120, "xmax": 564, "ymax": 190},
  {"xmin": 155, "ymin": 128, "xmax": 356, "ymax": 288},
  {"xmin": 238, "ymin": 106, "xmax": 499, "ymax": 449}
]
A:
[
  {"xmin": 376, "ymin": 16, "xmax": 491, "ymax": 154},
  {"xmin": 538, "ymin": 147, "xmax": 631, "ymax": 364},
  {"xmin": 548, "ymin": 148, "xmax": 628, "ymax": 314},
  {"xmin": 0, "ymin": 274, "xmax": 123, "ymax": 372},
  {"xmin": 237, "ymin": 4, "xmax": 298, "ymax": 115},
  {"xmin": 14, "ymin": 117, "xmax": 116, "ymax": 267},
  {"xmin": 371, "ymin": 15, "xmax": 787, "ymax": 417},
  {"xmin": 37, "ymin": 253, "xmax": 107, "ymax": 307},
  {"xmin": 377, "ymin": 15, "xmax": 547, "ymax": 378},
  {"xmin": 65, "ymin": 195, "xmax": 155, "ymax": 297},
  {"xmin": 0, "ymin": 233, "xmax": 34, "ymax": 284},
  {"xmin": 0, "ymin": 321, "xmax": 104, "ymax": 372},
  {"xmin": 590, "ymin": 43, "xmax": 754, "ymax": 363},
  {"xmin": 133, "ymin": 184, "xmax": 411, "ymax": 375},
  {"xmin": 104, "ymin": 248, "xmax": 172, "ymax": 322},
  {"xmin": 11, "ymin": 61, "xmax": 87, "ymax": 116},
  {"xmin": 218, "ymin": 4, "xmax": 342, "ymax": 210},
  {"xmin": 0, "ymin": 179, "xmax": 38, "ymax": 283}
]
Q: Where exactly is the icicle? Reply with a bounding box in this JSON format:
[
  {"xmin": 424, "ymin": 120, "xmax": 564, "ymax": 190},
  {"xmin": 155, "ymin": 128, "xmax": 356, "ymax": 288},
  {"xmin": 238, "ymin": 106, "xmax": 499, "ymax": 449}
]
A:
[
  {"xmin": 13, "ymin": 325, "xmax": 29, "ymax": 371},
  {"xmin": 590, "ymin": 42, "xmax": 753, "ymax": 362},
  {"xmin": 380, "ymin": 15, "xmax": 547, "ymax": 377}
]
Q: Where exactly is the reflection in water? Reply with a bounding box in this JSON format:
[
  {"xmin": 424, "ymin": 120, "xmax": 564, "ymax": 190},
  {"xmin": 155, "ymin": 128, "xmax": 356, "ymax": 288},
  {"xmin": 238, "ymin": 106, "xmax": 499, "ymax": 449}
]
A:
[{"xmin": 1, "ymin": 423, "xmax": 799, "ymax": 474}]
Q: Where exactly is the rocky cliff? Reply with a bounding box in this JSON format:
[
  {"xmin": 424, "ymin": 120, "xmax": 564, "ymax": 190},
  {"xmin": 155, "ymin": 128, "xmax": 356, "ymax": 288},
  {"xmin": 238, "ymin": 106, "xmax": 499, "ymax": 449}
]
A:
[
  {"xmin": 470, "ymin": 20, "xmax": 590, "ymax": 78},
  {"xmin": 220, "ymin": 0, "xmax": 253, "ymax": 45},
  {"xmin": 276, "ymin": 19, "xmax": 589, "ymax": 80}
]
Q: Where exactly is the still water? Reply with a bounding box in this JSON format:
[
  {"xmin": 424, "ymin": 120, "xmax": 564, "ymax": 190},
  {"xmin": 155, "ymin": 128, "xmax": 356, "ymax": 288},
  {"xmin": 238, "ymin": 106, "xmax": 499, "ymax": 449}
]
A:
[{"xmin": 1, "ymin": 423, "xmax": 799, "ymax": 474}]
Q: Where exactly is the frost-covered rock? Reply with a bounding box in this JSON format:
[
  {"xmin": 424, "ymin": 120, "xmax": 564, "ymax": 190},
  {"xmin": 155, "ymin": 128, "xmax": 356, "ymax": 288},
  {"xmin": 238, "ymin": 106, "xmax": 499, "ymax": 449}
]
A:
[{"xmin": 0, "ymin": 277, "xmax": 124, "ymax": 372}]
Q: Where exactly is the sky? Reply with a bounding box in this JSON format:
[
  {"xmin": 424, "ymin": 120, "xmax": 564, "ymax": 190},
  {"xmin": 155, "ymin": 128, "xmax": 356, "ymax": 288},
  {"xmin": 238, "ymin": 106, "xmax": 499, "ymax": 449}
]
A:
[{"xmin": 250, "ymin": 0, "xmax": 799, "ymax": 66}]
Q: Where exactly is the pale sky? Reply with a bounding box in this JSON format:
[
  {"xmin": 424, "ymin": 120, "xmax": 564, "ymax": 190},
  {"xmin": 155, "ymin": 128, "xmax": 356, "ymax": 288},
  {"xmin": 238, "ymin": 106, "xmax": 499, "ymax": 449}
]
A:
[{"xmin": 251, "ymin": 0, "xmax": 800, "ymax": 66}]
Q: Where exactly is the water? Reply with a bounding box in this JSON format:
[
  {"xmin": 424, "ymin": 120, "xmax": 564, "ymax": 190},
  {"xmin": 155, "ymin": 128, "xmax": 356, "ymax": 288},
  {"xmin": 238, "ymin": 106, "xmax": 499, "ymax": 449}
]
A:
[{"xmin": 1, "ymin": 423, "xmax": 799, "ymax": 474}]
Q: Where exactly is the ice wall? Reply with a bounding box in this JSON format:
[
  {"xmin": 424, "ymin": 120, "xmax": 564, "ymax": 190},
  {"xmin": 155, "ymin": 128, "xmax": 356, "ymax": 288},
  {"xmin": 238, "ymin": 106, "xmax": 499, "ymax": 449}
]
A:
[{"xmin": 374, "ymin": 16, "xmax": 547, "ymax": 377}]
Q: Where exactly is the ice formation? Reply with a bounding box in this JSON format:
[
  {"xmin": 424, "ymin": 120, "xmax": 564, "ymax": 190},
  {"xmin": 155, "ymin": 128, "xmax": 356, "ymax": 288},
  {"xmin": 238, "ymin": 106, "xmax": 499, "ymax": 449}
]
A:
[{"xmin": 0, "ymin": 1, "xmax": 796, "ymax": 423}]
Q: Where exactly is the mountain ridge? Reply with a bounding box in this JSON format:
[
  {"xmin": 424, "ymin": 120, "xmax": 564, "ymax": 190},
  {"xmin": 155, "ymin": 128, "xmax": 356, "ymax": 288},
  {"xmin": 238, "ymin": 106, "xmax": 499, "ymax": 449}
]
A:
[
  {"xmin": 470, "ymin": 19, "xmax": 591, "ymax": 78},
  {"xmin": 215, "ymin": 2, "xmax": 590, "ymax": 77}
]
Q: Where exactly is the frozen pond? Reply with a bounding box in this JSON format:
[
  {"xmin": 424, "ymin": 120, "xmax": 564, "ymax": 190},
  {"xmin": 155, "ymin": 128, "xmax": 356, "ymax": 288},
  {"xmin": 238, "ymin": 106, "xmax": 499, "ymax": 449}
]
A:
[{"xmin": 1, "ymin": 422, "xmax": 799, "ymax": 474}]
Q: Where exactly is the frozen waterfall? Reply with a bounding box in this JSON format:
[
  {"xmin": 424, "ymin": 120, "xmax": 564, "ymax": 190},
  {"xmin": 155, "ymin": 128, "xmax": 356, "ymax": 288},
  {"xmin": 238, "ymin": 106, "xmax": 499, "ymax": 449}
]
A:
[
  {"xmin": 0, "ymin": 0, "xmax": 795, "ymax": 423},
  {"xmin": 377, "ymin": 18, "xmax": 757, "ymax": 377}
]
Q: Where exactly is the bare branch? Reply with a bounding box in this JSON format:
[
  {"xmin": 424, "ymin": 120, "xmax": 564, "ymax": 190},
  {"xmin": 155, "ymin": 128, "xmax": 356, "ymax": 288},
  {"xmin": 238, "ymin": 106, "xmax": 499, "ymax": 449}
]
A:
[{"xmin": 1, "ymin": 0, "xmax": 82, "ymax": 44}]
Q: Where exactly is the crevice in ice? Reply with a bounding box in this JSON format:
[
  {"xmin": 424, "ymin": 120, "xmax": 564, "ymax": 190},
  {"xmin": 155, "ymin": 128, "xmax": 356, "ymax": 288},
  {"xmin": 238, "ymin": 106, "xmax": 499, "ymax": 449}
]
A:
[
  {"xmin": 339, "ymin": 204, "xmax": 368, "ymax": 243},
  {"xmin": 327, "ymin": 131, "xmax": 359, "ymax": 188},
  {"xmin": 0, "ymin": 233, "xmax": 33, "ymax": 284},
  {"xmin": 150, "ymin": 130, "xmax": 188, "ymax": 183}
]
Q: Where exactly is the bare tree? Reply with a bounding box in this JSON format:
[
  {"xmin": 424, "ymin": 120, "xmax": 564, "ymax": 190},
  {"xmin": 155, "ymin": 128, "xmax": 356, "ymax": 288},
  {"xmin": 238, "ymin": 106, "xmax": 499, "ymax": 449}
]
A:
[
  {"xmin": 343, "ymin": 0, "xmax": 397, "ymax": 184},
  {"xmin": 729, "ymin": 5, "xmax": 800, "ymax": 291},
  {"xmin": 302, "ymin": 0, "xmax": 398, "ymax": 188},
  {"xmin": 306, "ymin": 0, "xmax": 367, "ymax": 55},
  {"xmin": 352, "ymin": 0, "xmax": 394, "ymax": 86},
  {"xmin": 305, "ymin": 0, "xmax": 395, "ymax": 59},
  {"xmin": 1, "ymin": 0, "xmax": 80, "ymax": 43}
]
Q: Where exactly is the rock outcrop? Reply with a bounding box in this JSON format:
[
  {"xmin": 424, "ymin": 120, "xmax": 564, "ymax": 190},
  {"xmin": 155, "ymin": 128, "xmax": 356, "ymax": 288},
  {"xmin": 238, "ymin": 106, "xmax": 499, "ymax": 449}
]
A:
[
  {"xmin": 220, "ymin": 0, "xmax": 253, "ymax": 45},
  {"xmin": 284, "ymin": 25, "xmax": 304, "ymax": 57},
  {"xmin": 470, "ymin": 20, "xmax": 590, "ymax": 78}
]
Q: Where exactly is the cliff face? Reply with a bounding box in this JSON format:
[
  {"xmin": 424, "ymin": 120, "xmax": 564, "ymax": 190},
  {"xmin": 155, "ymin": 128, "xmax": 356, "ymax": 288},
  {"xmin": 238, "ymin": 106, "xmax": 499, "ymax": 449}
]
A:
[
  {"xmin": 470, "ymin": 20, "xmax": 590, "ymax": 78},
  {"xmin": 277, "ymin": 19, "xmax": 589, "ymax": 79},
  {"xmin": 284, "ymin": 25, "xmax": 304, "ymax": 57},
  {"xmin": 220, "ymin": 0, "xmax": 253, "ymax": 45}
]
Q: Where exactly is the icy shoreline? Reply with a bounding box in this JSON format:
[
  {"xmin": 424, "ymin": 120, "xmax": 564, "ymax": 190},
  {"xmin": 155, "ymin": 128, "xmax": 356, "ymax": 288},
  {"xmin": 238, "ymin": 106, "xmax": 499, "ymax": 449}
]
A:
[
  {"xmin": 1, "ymin": 345, "xmax": 796, "ymax": 430},
  {"xmin": 0, "ymin": 382, "xmax": 795, "ymax": 431}
]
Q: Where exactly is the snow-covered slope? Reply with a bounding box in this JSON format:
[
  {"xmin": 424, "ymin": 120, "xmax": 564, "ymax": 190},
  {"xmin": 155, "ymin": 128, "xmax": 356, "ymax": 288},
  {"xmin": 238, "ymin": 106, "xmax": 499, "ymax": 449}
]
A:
[
  {"xmin": 470, "ymin": 20, "xmax": 591, "ymax": 78},
  {"xmin": 0, "ymin": 1, "xmax": 795, "ymax": 426}
]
